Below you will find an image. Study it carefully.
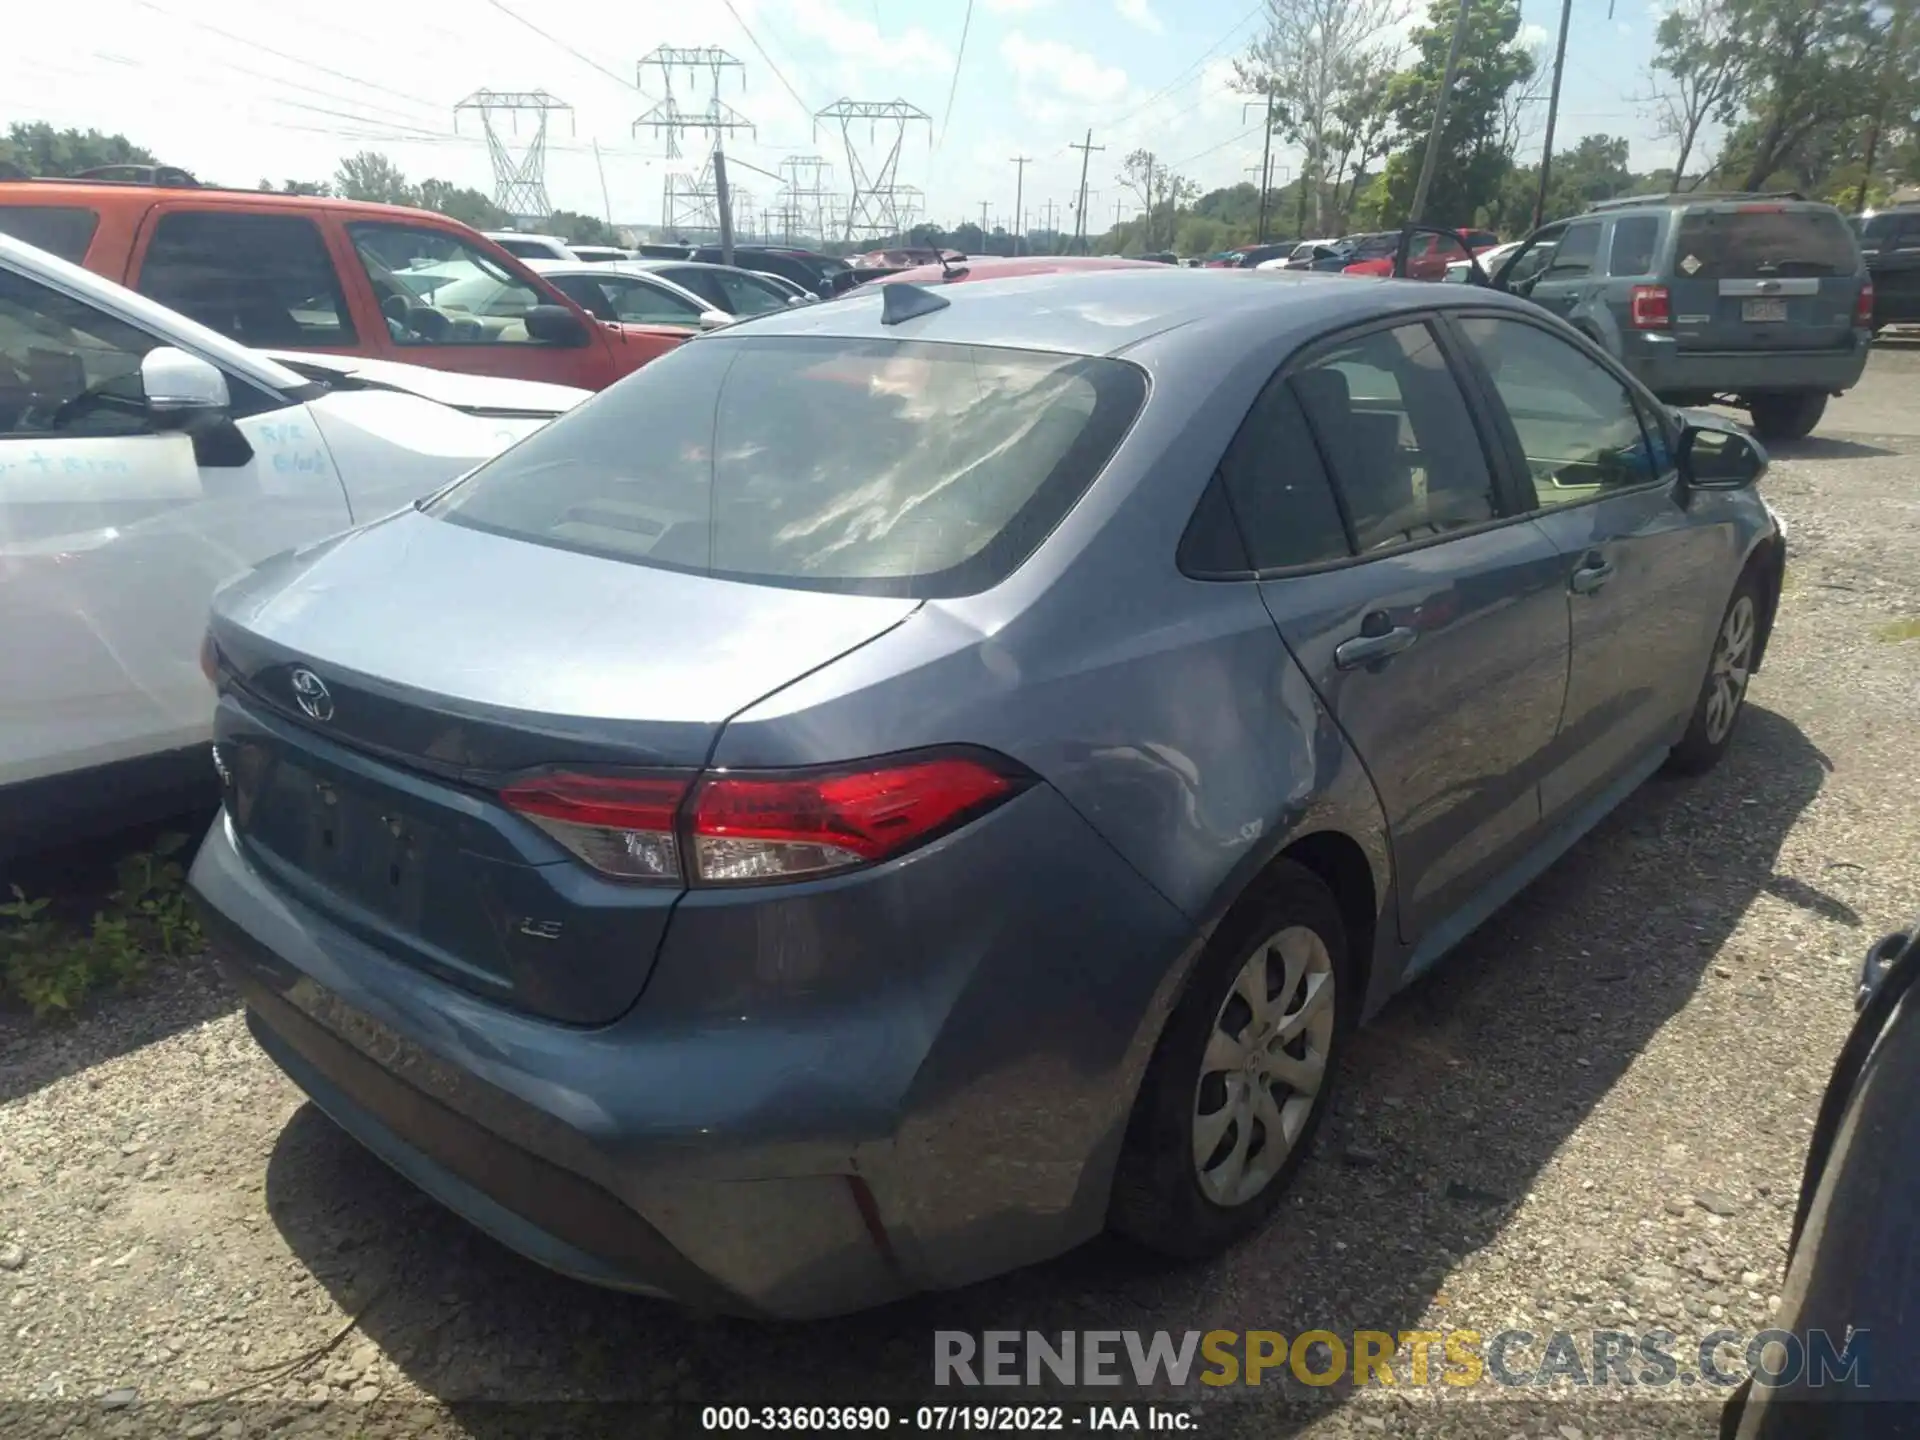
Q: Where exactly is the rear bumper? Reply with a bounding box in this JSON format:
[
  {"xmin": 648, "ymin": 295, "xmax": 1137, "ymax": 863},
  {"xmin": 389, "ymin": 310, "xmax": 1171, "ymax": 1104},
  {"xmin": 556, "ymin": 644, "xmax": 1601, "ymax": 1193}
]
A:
[
  {"xmin": 1623, "ymin": 335, "xmax": 1869, "ymax": 398},
  {"xmin": 190, "ymin": 784, "xmax": 1194, "ymax": 1318}
]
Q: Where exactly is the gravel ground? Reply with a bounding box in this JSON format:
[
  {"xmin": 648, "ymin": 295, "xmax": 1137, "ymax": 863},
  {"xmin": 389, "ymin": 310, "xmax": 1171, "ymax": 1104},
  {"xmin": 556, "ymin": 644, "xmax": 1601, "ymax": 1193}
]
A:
[{"xmin": 5, "ymin": 346, "xmax": 1919, "ymax": 1439}]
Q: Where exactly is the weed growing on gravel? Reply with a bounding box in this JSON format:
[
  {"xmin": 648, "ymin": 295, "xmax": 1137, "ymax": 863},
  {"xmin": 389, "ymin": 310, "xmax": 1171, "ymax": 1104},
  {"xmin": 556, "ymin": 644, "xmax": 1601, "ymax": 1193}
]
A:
[
  {"xmin": 1876, "ymin": 616, "xmax": 1920, "ymax": 643},
  {"xmin": 0, "ymin": 833, "xmax": 202, "ymax": 1018}
]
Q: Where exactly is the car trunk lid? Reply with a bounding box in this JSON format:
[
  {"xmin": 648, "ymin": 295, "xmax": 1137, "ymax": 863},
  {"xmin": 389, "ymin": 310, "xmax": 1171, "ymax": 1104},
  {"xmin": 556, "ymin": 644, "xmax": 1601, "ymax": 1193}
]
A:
[
  {"xmin": 210, "ymin": 508, "xmax": 918, "ymax": 1023},
  {"xmin": 1666, "ymin": 203, "xmax": 1863, "ymax": 352}
]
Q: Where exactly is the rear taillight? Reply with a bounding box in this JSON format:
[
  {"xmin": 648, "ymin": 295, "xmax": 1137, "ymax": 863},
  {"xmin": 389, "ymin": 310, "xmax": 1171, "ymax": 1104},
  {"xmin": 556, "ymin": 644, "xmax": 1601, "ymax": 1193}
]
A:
[
  {"xmin": 500, "ymin": 750, "xmax": 1028, "ymax": 886},
  {"xmin": 1630, "ymin": 284, "xmax": 1671, "ymax": 329},
  {"xmin": 500, "ymin": 772, "xmax": 690, "ymax": 882},
  {"xmin": 1857, "ymin": 280, "xmax": 1875, "ymax": 327}
]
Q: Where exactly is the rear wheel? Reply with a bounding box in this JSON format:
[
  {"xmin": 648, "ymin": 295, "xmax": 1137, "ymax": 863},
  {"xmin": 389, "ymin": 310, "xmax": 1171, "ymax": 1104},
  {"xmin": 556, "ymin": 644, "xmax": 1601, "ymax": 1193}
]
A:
[
  {"xmin": 1109, "ymin": 862, "xmax": 1348, "ymax": 1258},
  {"xmin": 1747, "ymin": 391, "xmax": 1827, "ymax": 442},
  {"xmin": 1667, "ymin": 573, "xmax": 1762, "ymax": 776}
]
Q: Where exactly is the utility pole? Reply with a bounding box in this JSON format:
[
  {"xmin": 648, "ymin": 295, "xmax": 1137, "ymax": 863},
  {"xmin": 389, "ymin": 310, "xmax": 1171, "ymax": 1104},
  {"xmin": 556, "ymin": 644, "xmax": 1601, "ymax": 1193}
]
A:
[
  {"xmin": 1114, "ymin": 196, "xmax": 1125, "ymax": 239},
  {"xmin": 1142, "ymin": 153, "xmax": 1156, "ymax": 250},
  {"xmin": 713, "ymin": 140, "xmax": 736, "ymax": 267},
  {"xmin": 1856, "ymin": 0, "xmax": 1912, "ymax": 213},
  {"xmin": 1532, "ymin": 0, "xmax": 1575, "ymax": 229},
  {"xmin": 1245, "ymin": 87, "xmax": 1277, "ymax": 243},
  {"xmin": 1069, "ymin": 129, "xmax": 1103, "ymax": 254},
  {"xmin": 1411, "ymin": 0, "xmax": 1473, "ymax": 225},
  {"xmin": 979, "ymin": 200, "xmax": 991, "ymax": 243},
  {"xmin": 592, "ymin": 138, "xmax": 614, "ymax": 228},
  {"xmin": 1010, "ymin": 154, "xmax": 1031, "ymax": 255}
]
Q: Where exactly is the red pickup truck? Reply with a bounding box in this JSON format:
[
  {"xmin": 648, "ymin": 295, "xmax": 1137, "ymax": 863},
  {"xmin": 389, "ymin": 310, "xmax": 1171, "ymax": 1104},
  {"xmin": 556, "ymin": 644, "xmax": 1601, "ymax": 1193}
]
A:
[{"xmin": 0, "ymin": 179, "xmax": 688, "ymax": 389}]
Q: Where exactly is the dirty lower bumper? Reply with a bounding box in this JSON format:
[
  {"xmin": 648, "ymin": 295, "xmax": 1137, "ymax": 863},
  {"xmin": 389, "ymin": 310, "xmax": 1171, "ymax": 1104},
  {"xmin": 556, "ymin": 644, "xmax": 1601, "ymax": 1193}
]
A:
[
  {"xmin": 1623, "ymin": 338, "xmax": 1870, "ymax": 398},
  {"xmin": 190, "ymin": 781, "xmax": 1195, "ymax": 1319}
]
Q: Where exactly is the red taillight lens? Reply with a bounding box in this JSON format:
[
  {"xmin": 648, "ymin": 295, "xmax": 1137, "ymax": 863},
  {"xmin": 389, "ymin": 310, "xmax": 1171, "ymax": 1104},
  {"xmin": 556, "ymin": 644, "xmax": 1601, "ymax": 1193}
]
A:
[
  {"xmin": 499, "ymin": 751, "xmax": 1028, "ymax": 886},
  {"xmin": 1631, "ymin": 284, "xmax": 1671, "ymax": 329},
  {"xmin": 1857, "ymin": 281, "xmax": 1875, "ymax": 327},
  {"xmin": 500, "ymin": 772, "xmax": 691, "ymax": 882},
  {"xmin": 689, "ymin": 753, "xmax": 1025, "ymax": 884}
]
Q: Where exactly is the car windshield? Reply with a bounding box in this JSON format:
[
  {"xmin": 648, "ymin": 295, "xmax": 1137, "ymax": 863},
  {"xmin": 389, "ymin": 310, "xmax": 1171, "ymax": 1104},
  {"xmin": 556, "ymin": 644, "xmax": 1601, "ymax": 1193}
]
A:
[
  {"xmin": 1349, "ymin": 233, "xmax": 1400, "ymax": 258},
  {"xmin": 1672, "ymin": 207, "xmax": 1859, "ymax": 278},
  {"xmin": 426, "ymin": 335, "xmax": 1148, "ymax": 598}
]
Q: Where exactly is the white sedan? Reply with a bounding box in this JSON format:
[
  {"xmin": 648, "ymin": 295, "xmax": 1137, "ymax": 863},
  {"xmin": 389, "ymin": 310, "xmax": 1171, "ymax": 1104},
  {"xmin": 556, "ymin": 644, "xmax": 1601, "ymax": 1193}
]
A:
[{"xmin": 0, "ymin": 231, "xmax": 586, "ymax": 856}]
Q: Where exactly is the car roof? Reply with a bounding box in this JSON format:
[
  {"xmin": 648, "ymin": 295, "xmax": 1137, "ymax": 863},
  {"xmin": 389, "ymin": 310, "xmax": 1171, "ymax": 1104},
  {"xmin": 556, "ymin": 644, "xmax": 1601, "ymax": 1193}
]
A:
[
  {"xmin": 487, "ymin": 231, "xmax": 568, "ymax": 243},
  {"xmin": 871, "ymin": 255, "xmax": 1164, "ymax": 287},
  {"xmin": 628, "ymin": 258, "xmax": 763, "ymax": 275},
  {"xmin": 0, "ymin": 180, "xmax": 479, "ymax": 229},
  {"xmin": 695, "ymin": 265, "xmax": 1542, "ymax": 359}
]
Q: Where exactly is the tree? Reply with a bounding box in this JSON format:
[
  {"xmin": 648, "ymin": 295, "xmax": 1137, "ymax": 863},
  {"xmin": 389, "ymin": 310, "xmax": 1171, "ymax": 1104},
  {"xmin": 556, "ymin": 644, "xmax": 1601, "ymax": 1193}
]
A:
[
  {"xmin": 0, "ymin": 122, "xmax": 155, "ymax": 178},
  {"xmin": 1234, "ymin": 0, "xmax": 1408, "ymax": 233},
  {"xmin": 546, "ymin": 209, "xmax": 616, "ymax": 246},
  {"xmin": 417, "ymin": 179, "xmax": 506, "ymax": 229},
  {"xmin": 1643, "ymin": 0, "xmax": 1747, "ymax": 189},
  {"xmin": 1324, "ymin": 50, "xmax": 1400, "ymax": 230},
  {"xmin": 333, "ymin": 151, "xmax": 417, "ymax": 206},
  {"xmin": 1722, "ymin": 0, "xmax": 1883, "ymax": 190},
  {"xmin": 1116, "ymin": 150, "xmax": 1199, "ymax": 250},
  {"xmin": 1369, "ymin": 0, "xmax": 1537, "ymax": 225},
  {"xmin": 258, "ymin": 178, "xmax": 331, "ymax": 196}
]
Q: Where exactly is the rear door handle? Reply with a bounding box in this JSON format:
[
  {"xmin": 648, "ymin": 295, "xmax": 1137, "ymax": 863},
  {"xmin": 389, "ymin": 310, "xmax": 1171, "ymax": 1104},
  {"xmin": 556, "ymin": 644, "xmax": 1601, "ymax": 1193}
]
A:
[
  {"xmin": 1570, "ymin": 556, "xmax": 1616, "ymax": 595},
  {"xmin": 1334, "ymin": 624, "xmax": 1418, "ymax": 670}
]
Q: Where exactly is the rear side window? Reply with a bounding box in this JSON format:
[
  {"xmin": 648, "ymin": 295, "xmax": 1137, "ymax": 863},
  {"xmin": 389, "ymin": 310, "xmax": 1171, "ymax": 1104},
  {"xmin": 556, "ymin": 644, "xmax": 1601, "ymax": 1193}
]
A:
[
  {"xmin": 1213, "ymin": 375, "xmax": 1351, "ymax": 569},
  {"xmin": 1607, "ymin": 215, "xmax": 1661, "ymax": 276},
  {"xmin": 1545, "ymin": 221, "xmax": 1601, "ymax": 278},
  {"xmin": 429, "ymin": 336, "xmax": 1149, "ymax": 598},
  {"xmin": 1290, "ymin": 322, "xmax": 1500, "ymax": 552},
  {"xmin": 1672, "ymin": 208, "xmax": 1859, "ymax": 278},
  {"xmin": 137, "ymin": 211, "xmax": 355, "ymax": 346},
  {"xmin": 0, "ymin": 205, "xmax": 100, "ymax": 264}
]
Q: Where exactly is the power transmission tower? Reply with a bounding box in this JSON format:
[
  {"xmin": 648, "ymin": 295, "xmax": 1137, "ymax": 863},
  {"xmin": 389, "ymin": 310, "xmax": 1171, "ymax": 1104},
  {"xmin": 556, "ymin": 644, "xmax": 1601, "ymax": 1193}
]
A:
[
  {"xmin": 776, "ymin": 155, "xmax": 833, "ymax": 244},
  {"xmin": 633, "ymin": 47, "xmax": 753, "ymax": 159},
  {"xmin": 453, "ymin": 90, "xmax": 573, "ymax": 224},
  {"xmin": 1068, "ymin": 130, "xmax": 1103, "ymax": 255},
  {"xmin": 814, "ymin": 98, "xmax": 932, "ymax": 240},
  {"xmin": 1009, "ymin": 154, "xmax": 1031, "ymax": 254}
]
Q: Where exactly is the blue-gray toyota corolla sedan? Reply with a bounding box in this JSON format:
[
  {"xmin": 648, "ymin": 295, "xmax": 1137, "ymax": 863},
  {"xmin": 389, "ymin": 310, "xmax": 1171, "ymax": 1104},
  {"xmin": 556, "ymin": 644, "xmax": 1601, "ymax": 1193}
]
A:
[{"xmin": 190, "ymin": 267, "xmax": 1784, "ymax": 1318}]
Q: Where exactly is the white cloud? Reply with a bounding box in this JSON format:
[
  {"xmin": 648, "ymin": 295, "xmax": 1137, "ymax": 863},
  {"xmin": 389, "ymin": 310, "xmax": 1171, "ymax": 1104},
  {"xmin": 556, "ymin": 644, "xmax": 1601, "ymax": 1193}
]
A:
[
  {"xmin": 1000, "ymin": 31, "xmax": 1130, "ymax": 105},
  {"xmin": 784, "ymin": 0, "xmax": 952, "ymax": 74},
  {"xmin": 1116, "ymin": 0, "xmax": 1165, "ymax": 33},
  {"xmin": 1518, "ymin": 20, "xmax": 1550, "ymax": 49}
]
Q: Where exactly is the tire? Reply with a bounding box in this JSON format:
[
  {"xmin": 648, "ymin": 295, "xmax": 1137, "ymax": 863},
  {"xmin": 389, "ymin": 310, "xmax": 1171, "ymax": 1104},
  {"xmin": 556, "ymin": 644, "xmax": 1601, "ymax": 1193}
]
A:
[
  {"xmin": 1666, "ymin": 572, "xmax": 1763, "ymax": 776},
  {"xmin": 1747, "ymin": 391, "xmax": 1827, "ymax": 442},
  {"xmin": 1109, "ymin": 861, "xmax": 1350, "ymax": 1258}
]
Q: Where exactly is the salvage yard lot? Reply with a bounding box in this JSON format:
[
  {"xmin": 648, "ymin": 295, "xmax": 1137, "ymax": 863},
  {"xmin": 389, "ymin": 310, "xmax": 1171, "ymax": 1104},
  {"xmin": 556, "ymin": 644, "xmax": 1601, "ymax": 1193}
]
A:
[{"xmin": 5, "ymin": 346, "xmax": 1920, "ymax": 1437}]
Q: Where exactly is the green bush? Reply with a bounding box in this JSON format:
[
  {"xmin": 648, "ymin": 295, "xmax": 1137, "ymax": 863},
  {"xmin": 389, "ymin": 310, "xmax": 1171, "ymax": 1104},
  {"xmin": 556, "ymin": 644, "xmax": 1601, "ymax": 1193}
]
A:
[{"xmin": 0, "ymin": 833, "xmax": 203, "ymax": 1019}]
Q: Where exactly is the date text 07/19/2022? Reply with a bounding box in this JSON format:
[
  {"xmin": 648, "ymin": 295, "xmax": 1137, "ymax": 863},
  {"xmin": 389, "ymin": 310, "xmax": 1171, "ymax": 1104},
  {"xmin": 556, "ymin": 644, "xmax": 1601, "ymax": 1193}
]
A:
[{"xmin": 701, "ymin": 1404, "xmax": 1198, "ymax": 1432}]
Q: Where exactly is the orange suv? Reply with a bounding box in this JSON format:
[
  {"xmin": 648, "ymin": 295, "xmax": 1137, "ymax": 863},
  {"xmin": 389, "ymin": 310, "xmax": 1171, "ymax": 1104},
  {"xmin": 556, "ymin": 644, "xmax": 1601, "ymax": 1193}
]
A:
[{"xmin": 0, "ymin": 178, "xmax": 689, "ymax": 389}]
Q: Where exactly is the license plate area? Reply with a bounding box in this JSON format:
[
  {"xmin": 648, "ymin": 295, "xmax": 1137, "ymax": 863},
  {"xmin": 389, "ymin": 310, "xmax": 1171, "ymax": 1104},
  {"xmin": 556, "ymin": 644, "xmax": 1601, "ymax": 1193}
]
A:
[{"xmin": 1743, "ymin": 298, "xmax": 1788, "ymax": 322}]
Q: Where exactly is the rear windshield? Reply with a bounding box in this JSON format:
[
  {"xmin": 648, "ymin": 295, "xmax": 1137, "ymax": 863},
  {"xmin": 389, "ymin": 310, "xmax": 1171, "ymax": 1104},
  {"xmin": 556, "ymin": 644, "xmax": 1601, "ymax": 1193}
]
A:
[
  {"xmin": 1672, "ymin": 207, "xmax": 1860, "ymax": 279},
  {"xmin": 428, "ymin": 335, "xmax": 1148, "ymax": 598},
  {"xmin": 0, "ymin": 205, "xmax": 100, "ymax": 264}
]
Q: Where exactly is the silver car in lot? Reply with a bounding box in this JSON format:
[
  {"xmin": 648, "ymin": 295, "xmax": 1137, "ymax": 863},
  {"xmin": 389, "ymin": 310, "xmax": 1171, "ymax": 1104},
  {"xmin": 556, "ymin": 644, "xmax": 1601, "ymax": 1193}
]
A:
[{"xmin": 191, "ymin": 268, "xmax": 1783, "ymax": 1317}]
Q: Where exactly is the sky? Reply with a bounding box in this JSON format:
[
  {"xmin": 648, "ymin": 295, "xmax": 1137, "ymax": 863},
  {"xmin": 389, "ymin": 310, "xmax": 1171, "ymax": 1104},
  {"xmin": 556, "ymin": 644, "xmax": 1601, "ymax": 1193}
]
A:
[{"xmin": 8, "ymin": 0, "xmax": 1686, "ymax": 237}]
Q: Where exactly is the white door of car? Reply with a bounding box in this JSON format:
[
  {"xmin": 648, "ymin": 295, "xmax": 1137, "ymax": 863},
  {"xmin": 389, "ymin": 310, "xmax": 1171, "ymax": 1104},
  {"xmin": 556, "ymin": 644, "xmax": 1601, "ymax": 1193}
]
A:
[{"xmin": 0, "ymin": 264, "xmax": 353, "ymax": 791}]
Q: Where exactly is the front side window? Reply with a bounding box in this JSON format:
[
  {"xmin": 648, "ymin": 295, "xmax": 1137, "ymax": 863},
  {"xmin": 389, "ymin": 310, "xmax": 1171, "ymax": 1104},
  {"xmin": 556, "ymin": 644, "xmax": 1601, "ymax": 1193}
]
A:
[
  {"xmin": 1457, "ymin": 316, "xmax": 1658, "ymax": 505},
  {"xmin": 1544, "ymin": 221, "xmax": 1602, "ymax": 278},
  {"xmin": 0, "ymin": 267, "xmax": 160, "ymax": 438},
  {"xmin": 1289, "ymin": 322, "xmax": 1499, "ymax": 552},
  {"xmin": 428, "ymin": 336, "xmax": 1148, "ymax": 597},
  {"xmin": 348, "ymin": 224, "xmax": 552, "ymax": 347},
  {"xmin": 713, "ymin": 271, "xmax": 787, "ymax": 315},
  {"xmin": 582, "ymin": 275, "xmax": 706, "ymax": 327},
  {"xmin": 1503, "ymin": 225, "xmax": 1564, "ymax": 288},
  {"xmin": 137, "ymin": 210, "xmax": 355, "ymax": 347}
]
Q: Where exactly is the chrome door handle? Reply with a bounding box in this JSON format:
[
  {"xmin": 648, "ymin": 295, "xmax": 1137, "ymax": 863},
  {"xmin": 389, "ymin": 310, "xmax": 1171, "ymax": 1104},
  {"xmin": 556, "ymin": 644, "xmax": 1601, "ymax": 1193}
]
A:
[
  {"xmin": 1570, "ymin": 558, "xmax": 1616, "ymax": 594},
  {"xmin": 1334, "ymin": 626, "xmax": 1418, "ymax": 669}
]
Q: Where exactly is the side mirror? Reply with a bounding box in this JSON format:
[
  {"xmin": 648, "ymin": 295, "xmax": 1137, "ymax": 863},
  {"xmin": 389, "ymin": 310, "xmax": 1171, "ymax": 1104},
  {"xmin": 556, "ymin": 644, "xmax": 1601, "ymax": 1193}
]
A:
[
  {"xmin": 1680, "ymin": 420, "xmax": 1769, "ymax": 489},
  {"xmin": 524, "ymin": 304, "xmax": 591, "ymax": 347},
  {"xmin": 698, "ymin": 310, "xmax": 732, "ymax": 330},
  {"xmin": 142, "ymin": 347, "xmax": 229, "ymax": 419}
]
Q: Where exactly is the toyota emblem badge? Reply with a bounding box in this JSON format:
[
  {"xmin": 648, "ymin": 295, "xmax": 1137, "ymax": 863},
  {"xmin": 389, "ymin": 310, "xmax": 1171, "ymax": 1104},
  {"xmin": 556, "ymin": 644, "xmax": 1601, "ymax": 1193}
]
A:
[{"xmin": 289, "ymin": 667, "xmax": 335, "ymax": 722}]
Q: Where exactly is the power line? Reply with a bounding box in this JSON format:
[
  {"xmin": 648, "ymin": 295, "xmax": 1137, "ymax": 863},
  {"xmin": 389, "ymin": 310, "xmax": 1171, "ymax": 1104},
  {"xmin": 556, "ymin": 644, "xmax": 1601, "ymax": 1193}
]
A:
[
  {"xmin": 1166, "ymin": 126, "xmax": 1257, "ymax": 171},
  {"xmin": 722, "ymin": 0, "xmax": 817, "ymax": 118},
  {"xmin": 1055, "ymin": 0, "xmax": 1266, "ymax": 154},
  {"xmin": 476, "ymin": 0, "xmax": 654, "ymax": 98},
  {"xmin": 938, "ymin": 0, "xmax": 976, "ymax": 147}
]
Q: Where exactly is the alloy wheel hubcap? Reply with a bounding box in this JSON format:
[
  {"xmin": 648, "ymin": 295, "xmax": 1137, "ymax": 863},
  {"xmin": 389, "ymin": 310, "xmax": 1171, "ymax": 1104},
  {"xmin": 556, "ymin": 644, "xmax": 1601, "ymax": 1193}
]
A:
[
  {"xmin": 1191, "ymin": 925, "xmax": 1336, "ymax": 1208},
  {"xmin": 1704, "ymin": 595, "xmax": 1756, "ymax": 745}
]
